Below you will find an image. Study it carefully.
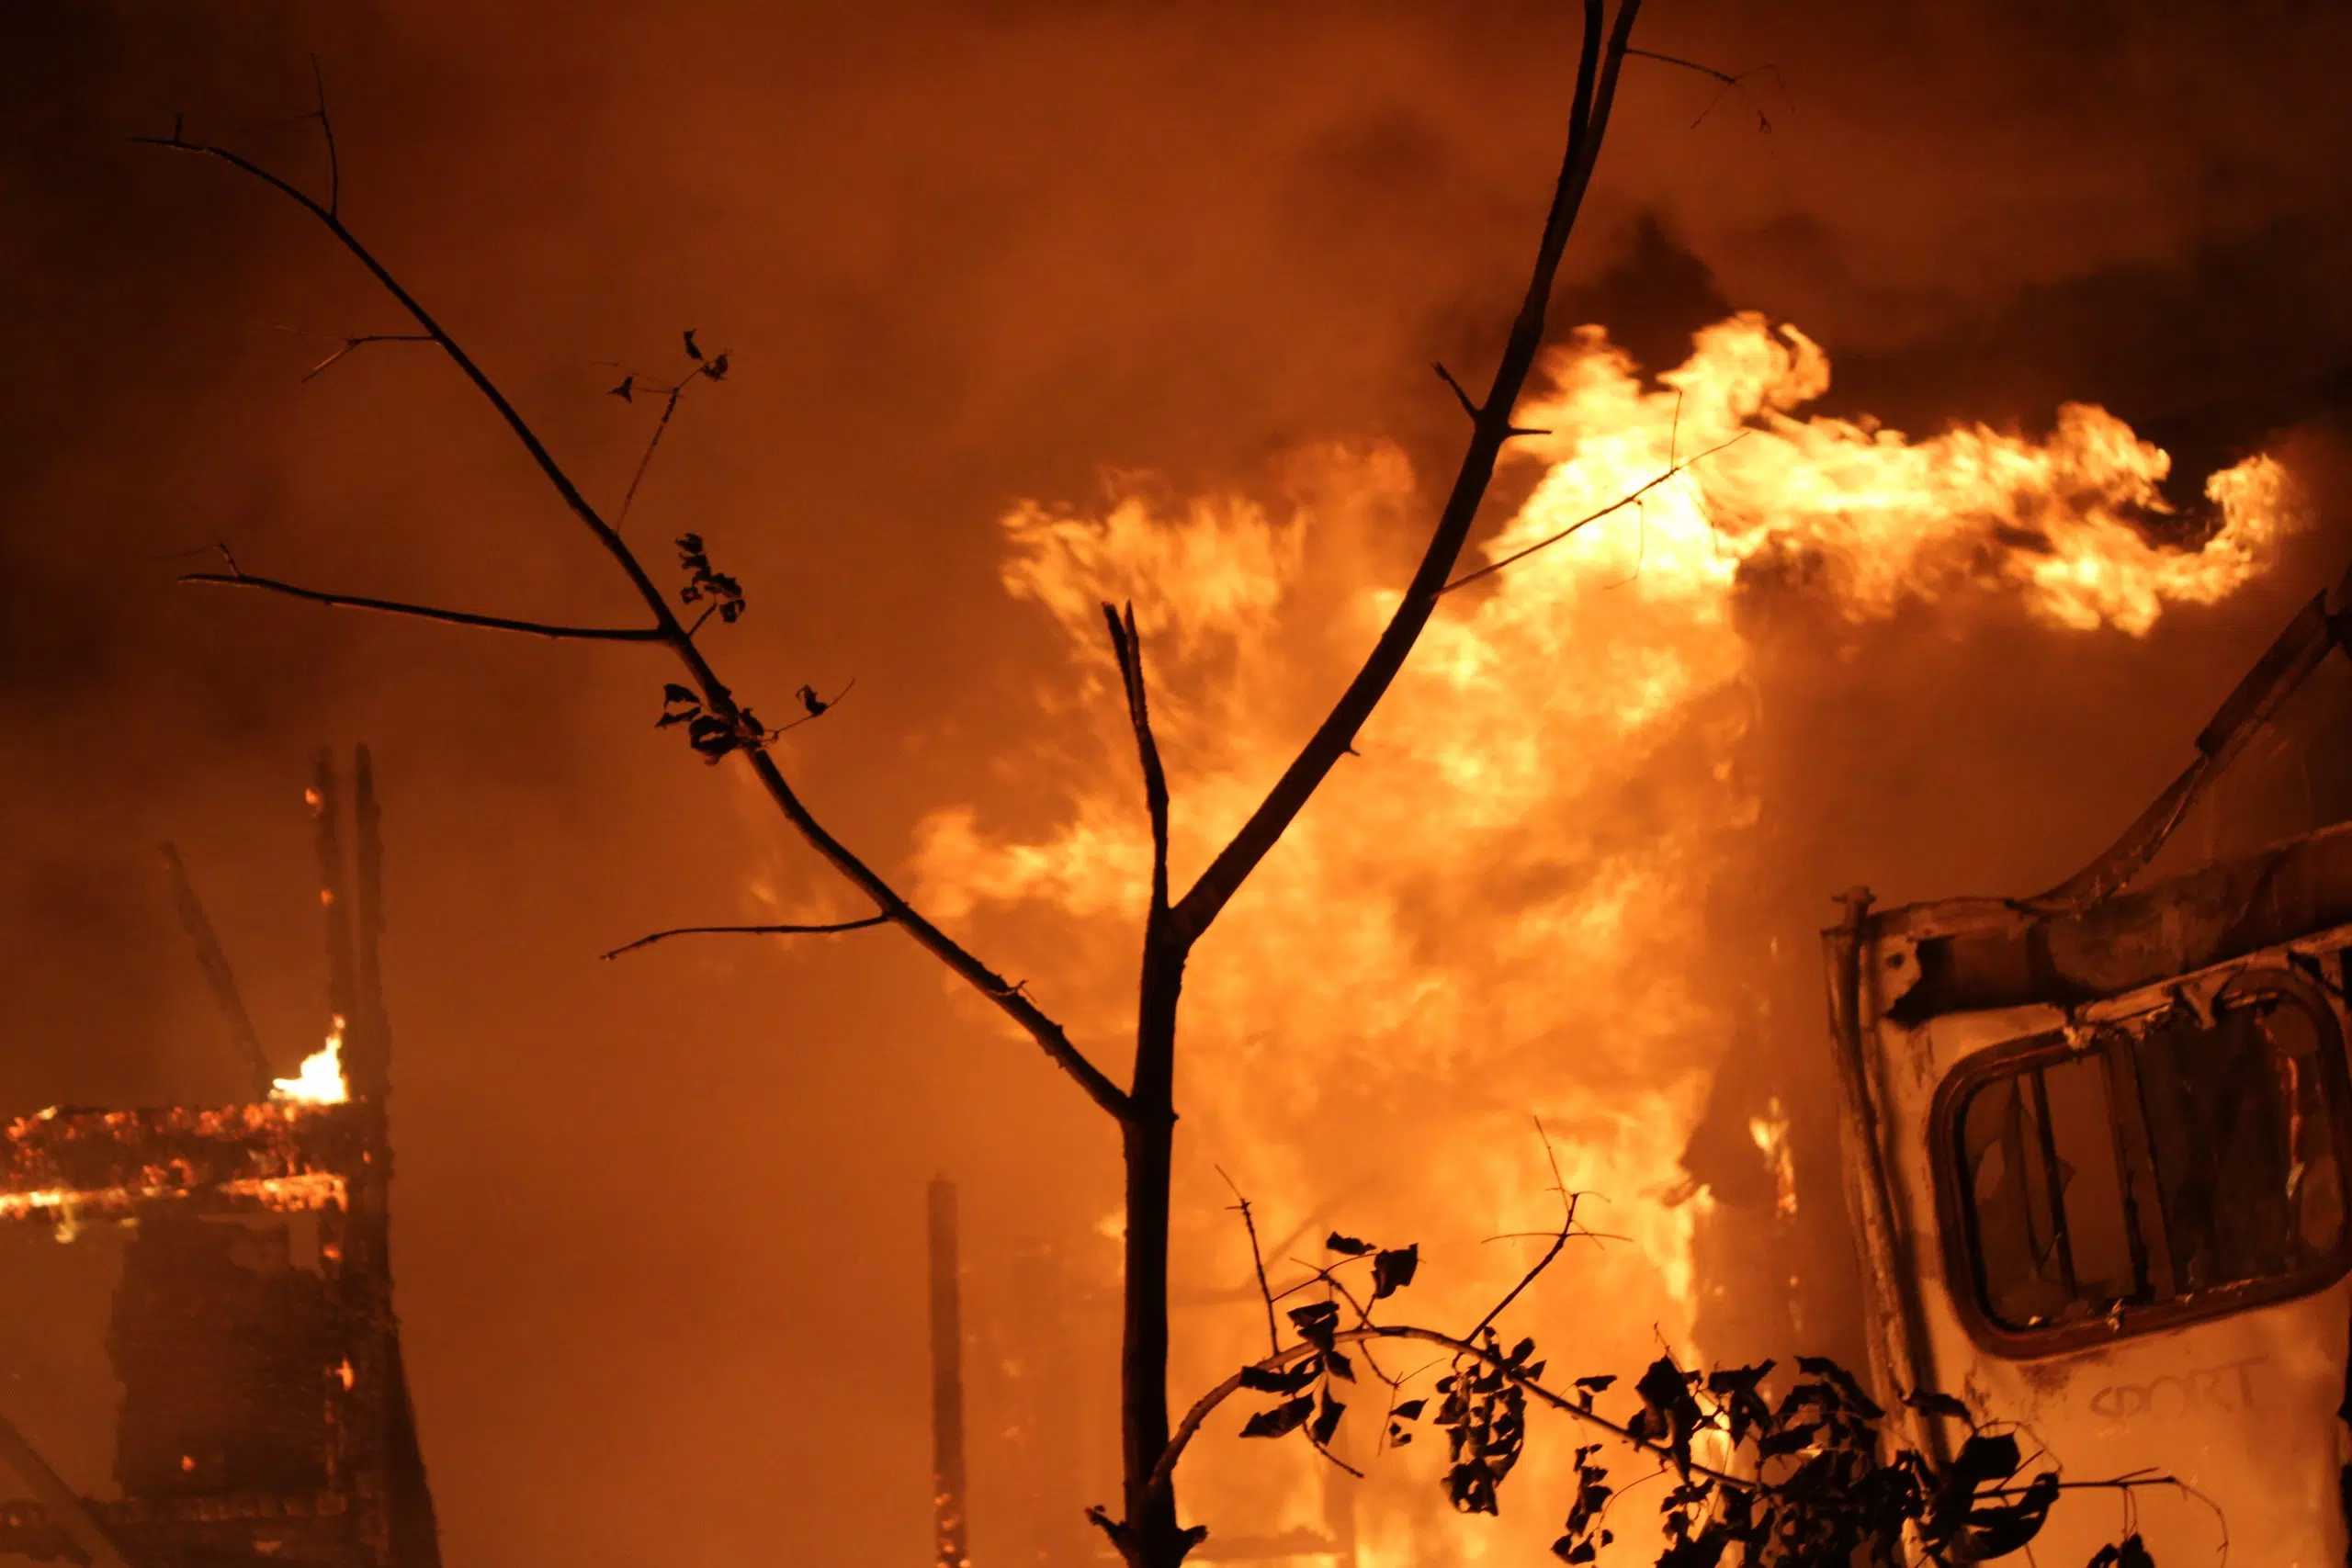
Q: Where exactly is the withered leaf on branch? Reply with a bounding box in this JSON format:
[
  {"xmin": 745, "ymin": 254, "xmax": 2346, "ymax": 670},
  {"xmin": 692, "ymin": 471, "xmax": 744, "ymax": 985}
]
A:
[
  {"xmin": 1310, "ymin": 1392, "xmax": 1345, "ymax": 1446},
  {"xmin": 683, "ymin": 328, "xmax": 702, "ymax": 361},
  {"xmin": 1371, "ymin": 1244, "xmax": 1419, "ymax": 1299},
  {"xmin": 1902, "ymin": 1388, "xmax": 1973, "ymax": 1423},
  {"xmin": 609, "ymin": 375, "xmax": 634, "ymax": 401},
  {"xmin": 1286, "ymin": 1300, "xmax": 1340, "ymax": 1350},
  {"xmin": 1324, "ymin": 1233, "xmax": 1373, "ymax": 1257},
  {"xmin": 1238, "ymin": 1394, "xmax": 1314, "ymax": 1439},
  {"xmin": 1796, "ymin": 1354, "xmax": 1884, "ymax": 1419},
  {"xmin": 1239, "ymin": 1360, "xmax": 1318, "ymax": 1395}
]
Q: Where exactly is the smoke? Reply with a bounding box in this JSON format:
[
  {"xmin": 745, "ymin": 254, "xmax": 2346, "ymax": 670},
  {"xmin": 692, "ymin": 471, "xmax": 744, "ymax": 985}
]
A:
[{"xmin": 0, "ymin": 2, "xmax": 2348, "ymax": 1565}]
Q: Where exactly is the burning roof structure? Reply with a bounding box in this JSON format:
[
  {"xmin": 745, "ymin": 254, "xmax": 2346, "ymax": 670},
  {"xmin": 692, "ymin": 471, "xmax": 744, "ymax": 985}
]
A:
[{"xmin": 0, "ymin": 750, "xmax": 439, "ymax": 1568}]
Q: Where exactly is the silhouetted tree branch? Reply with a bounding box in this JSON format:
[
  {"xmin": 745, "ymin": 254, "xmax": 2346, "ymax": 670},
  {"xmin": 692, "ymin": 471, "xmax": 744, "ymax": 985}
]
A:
[
  {"xmin": 181, "ymin": 571, "xmax": 669, "ymax": 641},
  {"xmin": 1164, "ymin": 0, "xmax": 1638, "ymax": 952},
  {"xmin": 139, "ymin": 103, "xmax": 1132, "ymax": 1126},
  {"xmin": 601, "ymin": 914, "xmax": 889, "ymax": 961}
]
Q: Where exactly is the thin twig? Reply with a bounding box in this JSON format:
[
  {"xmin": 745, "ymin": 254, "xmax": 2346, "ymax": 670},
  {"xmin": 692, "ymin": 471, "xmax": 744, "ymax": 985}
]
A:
[
  {"xmin": 302, "ymin": 332, "xmax": 435, "ymax": 381},
  {"xmin": 762, "ymin": 678, "xmax": 859, "ymax": 739},
  {"xmin": 1467, "ymin": 1118, "xmax": 1582, "ymax": 1339},
  {"xmin": 1437, "ymin": 428, "xmax": 1750, "ymax": 597},
  {"xmin": 617, "ymin": 380, "xmax": 690, "ymax": 529},
  {"xmin": 1216, "ymin": 1168, "xmax": 1282, "ymax": 1359},
  {"xmin": 1625, "ymin": 49, "xmax": 1785, "ymax": 132},
  {"xmin": 181, "ymin": 571, "xmax": 669, "ymax": 641},
  {"xmin": 601, "ymin": 913, "xmax": 888, "ymax": 961},
  {"xmin": 1102, "ymin": 602, "xmax": 1171, "ymax": 922},
  {"xmin": 309, "ymin": 54, "xmax": 338, "ymax": 217},
  {"xmin": 1432, "ymin": 361, "xmax": 1480, "ymax": 420}
]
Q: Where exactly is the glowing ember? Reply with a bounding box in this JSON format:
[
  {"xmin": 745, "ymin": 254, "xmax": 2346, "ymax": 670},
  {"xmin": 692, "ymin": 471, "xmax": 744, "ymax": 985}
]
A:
[{"xmin": 272, "ymin": 1017, "xmax": 350, "ymax": 1106}]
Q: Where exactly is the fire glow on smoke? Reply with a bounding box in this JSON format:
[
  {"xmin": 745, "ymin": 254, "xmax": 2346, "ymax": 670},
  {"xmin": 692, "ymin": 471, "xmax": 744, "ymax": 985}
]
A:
[{"xmin": 903, "ymin": 314, "xmax": 2299, "ymax": 1561}]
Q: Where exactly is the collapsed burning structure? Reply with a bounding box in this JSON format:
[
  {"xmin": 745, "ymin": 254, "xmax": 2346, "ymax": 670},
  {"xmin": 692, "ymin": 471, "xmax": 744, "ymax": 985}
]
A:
[
  {"xmin": 0, "ymin": 750, "xmax": 438, "ymax": 1568},
  {"xmin": 1827, "ymin": 578, "xmax": 2352, "ymax": 1562}
]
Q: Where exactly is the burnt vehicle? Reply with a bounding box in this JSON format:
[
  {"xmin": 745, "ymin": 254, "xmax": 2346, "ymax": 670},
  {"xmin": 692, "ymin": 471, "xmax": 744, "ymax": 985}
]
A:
[
  {"xmin": 0, "ymin": 752, "xmax": 438, "ymax": 1568},
  {"xmin": 1828, "ymin": 581, "xmax": 2352, "ymax": 1563}
]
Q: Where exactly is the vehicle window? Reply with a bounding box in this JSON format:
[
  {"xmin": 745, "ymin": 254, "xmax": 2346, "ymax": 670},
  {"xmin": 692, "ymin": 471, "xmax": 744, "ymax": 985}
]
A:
[{"xmin": 1952, "ymin": 976, "xmax": 2348, "ymax": 1334}]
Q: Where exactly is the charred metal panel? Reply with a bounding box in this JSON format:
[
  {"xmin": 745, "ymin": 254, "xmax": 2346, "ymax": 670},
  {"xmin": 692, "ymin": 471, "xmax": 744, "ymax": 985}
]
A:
[
  {"xmin": 1831, "ymin": 843, "xmax": 2352, "ymax": 1563},
  {"xmin": 1886, "ymin": 818, "xmax": 2352, "ymax": 1022}
]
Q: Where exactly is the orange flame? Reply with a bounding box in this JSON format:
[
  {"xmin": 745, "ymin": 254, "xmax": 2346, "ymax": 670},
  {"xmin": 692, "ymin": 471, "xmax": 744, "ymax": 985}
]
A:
[
  {"xmin": 271, "ymin": 1016, "xmax": 350, "ymax": 1106},
  {"xmin": 914, "ymin": 313, "xmax": 2302, "ymax": 1561}
]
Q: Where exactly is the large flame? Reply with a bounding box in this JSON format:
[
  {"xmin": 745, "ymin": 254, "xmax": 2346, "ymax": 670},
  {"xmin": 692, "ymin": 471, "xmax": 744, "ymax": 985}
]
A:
[
  {"xmin": 271, "ymin": 1015, "xmax": 350, "ymax": 1106},
  {"xmin": 909, "ymin": 313, "xmax": 2300, "ymax": 1561}
]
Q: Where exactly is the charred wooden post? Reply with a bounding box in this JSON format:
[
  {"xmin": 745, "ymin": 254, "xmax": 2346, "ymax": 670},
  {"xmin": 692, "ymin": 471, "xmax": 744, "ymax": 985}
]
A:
[
  {"xmin": 310, "ymin": 750, "xmax": 360, "ymax": 1043},
  {"xmin": 348, "ymin": 748, "xmax": 390, "ymax": 1103},
  {"xmin": 929, "ymin": 1178, "xmax": 971, "ymax": 1568},
  {"xmin": 345, "ymin": 747, "xmax": 439, "ymax": 1568}
]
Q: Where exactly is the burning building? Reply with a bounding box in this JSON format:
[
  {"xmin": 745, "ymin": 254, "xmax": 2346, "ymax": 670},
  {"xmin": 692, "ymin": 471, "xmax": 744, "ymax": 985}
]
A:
[
  {"xmin": 924, "ymin": 312, "xmax": 2324, "ymax": 1562},
  {"xmin": 0, "ymin": 750, "xmax": 439, "ymax": 1568}
]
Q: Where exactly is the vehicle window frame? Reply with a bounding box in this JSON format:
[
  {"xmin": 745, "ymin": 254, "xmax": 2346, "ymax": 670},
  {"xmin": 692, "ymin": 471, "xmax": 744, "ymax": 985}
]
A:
[{"xmin": 1930, "ymin": 964, "xmax": 2352, "ymax": 1359}]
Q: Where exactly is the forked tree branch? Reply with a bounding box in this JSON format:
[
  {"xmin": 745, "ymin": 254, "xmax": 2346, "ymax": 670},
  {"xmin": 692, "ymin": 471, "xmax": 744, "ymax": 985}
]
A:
[
  {"xmin": 141, "ymin": 119, "xmax": 1133, "ymax": 1124},
  {"xmin": 601, "ymin": 914, "xmax": 889, "ymax": 961},
  {"xmin": 301, "ymin": 332, "xmax": 434, "ymax": 381},
  {"xmin": 1625, "ymin": 49, "xmax": 1785, "ymax": 133},
  {"xmin": 1102, "ymin": 601, "xmax": 1171, "ymax": 921},
  {"xmin": 1166, "ymin": 0, "xmax": 1644, "ymax": 948},
  {"xmin": 182, "ymin": 571, "xmax": 669, "ymax": 641}
]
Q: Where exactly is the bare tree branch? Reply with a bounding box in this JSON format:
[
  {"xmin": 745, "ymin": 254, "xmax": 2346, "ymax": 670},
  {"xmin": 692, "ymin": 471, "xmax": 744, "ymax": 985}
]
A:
[
  {"xmin": 308, "ymin": 54, "xmax": 339, "ymax": 217},
  {"xmin": 1216, "ymin": 1168, "xmax": 1282, "ymax": 1358},
  {"xmin": 1464, "ymin": 1117, "xmax": 1580, "ymax": 1340},
  {"xmin": 142, "ymin": 124, "xmax": 1135, "ymax": 1124},
  {"xmin": 302, "ymin": 332, "xmax": 434, "ymax": 381},
  {"xmin": 1166, "ymin": 0, "xmax": 1644, "ymax": 948},
  {"xmin": 602, "ymin": 914, "xmax": 889, "ymax": 961},
  {"xmin": 1432, "ymin": 361, "xmax": 1480, "ymax": 420},
  {"xmin": 1435, "ymin": 428, "xmax": 1750, "ymax": 598},
  {"xmin": 1103, "ymin": 601, "xmax": 1170, "ymax": 920},
  {"xmin": 1625, "ymin": 49, "xmax": 1785, "ymax": 132},
  {"xmin": 182, "ymin": 570, "xmax": 670, "ymax": 641}
]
